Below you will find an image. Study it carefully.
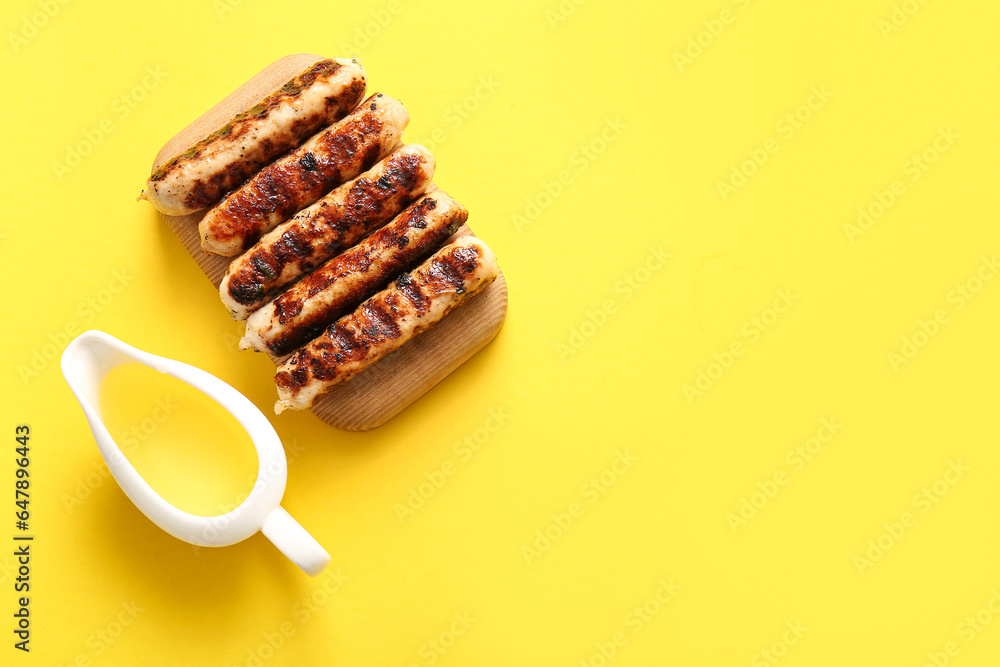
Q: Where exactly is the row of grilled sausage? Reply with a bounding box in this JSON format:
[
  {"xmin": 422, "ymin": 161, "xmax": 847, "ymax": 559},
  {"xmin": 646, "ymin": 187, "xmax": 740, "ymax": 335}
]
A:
[{"xmin": 141, "ymin": 58, "xmax": 499, "ymax": 413}]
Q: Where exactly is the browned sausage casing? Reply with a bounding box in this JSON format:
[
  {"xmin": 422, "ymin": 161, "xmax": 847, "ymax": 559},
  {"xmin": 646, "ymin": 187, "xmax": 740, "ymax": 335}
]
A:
[
  {"xmin": 274, "ymin": 236, "xmax": 499, "ymax": 413},
  {"xmin": 242, "ymin": 191, "xmax": 467, "ymax": 356},
  {"xmin": 219, "ymin": 144, "xmax": 435, "ymax": 320},
  {"xmin": 199, "ymin": 93, "xmax": 409, "ymax": 256},
  {"xmin": 142, "ymin": 58, "xmax": 367, "ymax": 216}
]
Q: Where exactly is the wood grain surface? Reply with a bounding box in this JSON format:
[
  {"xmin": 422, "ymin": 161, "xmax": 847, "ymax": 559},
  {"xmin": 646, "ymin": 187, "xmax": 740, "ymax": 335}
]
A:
[{"xmin": 149, "ymin": 53, "xmax": 508, "ymax": 431}]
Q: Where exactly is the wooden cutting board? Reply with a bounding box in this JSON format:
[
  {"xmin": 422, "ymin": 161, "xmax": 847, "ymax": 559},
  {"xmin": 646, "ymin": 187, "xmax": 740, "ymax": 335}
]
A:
[{"xmin": 149, "ymin": 53, "xmax": 508, "ymax": 431}]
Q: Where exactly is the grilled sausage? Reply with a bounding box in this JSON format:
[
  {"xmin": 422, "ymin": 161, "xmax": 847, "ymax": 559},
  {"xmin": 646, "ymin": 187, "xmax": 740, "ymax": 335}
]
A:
[
  {"xmin": 141, "ymin": 58, "xmax": 366, "ymax": 216},
  {"xmin": 219, "ymin": 144, "xmax": 435, "ymax": 319},
  {"xmin": 199, "ymin": 93, "xmax": 409, "ymax": 256},
  {"xmin": 273, "ymin": 236, "xmax": 499, "ymax": 413},
  {"xmin": 242, "ymin": 191, "xmax": 467, "ymax": 356}
]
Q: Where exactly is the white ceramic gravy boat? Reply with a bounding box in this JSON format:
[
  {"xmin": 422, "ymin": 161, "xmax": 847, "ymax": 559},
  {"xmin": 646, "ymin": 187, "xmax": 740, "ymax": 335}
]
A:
[{"xmin": 61, "ymin": 330, "xmax": 329, "ymax": 576}]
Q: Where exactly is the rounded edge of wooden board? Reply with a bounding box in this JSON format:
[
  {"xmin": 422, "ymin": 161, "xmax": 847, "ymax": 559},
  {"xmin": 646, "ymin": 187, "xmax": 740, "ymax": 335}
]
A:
[{"xmin": 149, "ymin": 53, "xmax": 509, "ymax": 431}]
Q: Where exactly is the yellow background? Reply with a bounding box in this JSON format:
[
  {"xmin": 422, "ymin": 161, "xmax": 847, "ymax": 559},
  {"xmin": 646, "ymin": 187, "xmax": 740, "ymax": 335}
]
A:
[{"xmin": 2, "ymin": 0, "xmax": 1000, "ymax": 664}]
